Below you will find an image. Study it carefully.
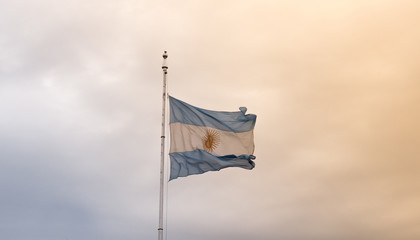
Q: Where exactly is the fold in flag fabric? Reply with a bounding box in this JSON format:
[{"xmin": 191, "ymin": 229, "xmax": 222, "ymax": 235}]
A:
[{"xmin": 169, "ymin": 96, "xmax": 257, "ymax": 180}]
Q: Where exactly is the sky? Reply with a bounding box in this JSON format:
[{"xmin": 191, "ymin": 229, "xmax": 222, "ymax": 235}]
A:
[{"xmin": 1, "ymin": 0, "xmax": 420, "ymax": 239}]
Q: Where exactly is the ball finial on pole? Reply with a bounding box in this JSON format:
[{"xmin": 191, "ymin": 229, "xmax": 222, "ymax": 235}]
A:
[{"xmin": 162, "ymin": 51, "xmax": 168, "ymax": 74}]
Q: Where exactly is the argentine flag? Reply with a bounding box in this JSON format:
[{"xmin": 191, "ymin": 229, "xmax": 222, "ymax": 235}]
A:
[{"xmin": 169, "ymin": 96, "xmax": 257, "ymax": 180}]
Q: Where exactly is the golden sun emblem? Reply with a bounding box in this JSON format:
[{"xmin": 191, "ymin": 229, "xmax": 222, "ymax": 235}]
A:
[{"xmin": 202, "ymin": 128, "xmax": 220, "ymax": 153}]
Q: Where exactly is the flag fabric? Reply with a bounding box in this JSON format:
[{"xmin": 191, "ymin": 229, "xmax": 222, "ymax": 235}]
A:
[{"xmin": 169, "ymin": 96, "xmax": 257, "ymax": 180}]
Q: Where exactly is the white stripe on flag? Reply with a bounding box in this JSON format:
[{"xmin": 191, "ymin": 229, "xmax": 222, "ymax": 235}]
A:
[{"xmin": 169, "ymin": 122, "xmax": 254, "ymax": 156}]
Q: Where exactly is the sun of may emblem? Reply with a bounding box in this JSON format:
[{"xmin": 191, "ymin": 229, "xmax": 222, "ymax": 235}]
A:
[{"xmin": 202, "ymin": 128, "xmax": 220, "ymax": 153}]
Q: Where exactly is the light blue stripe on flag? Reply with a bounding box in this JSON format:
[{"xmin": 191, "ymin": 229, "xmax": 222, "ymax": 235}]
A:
[
  {"xmin": 170, "ymin": 149, "xmax": 255, "ymax": 180},
  {"xmin": 169, "ymin": 96, "xmax": 257, "ymax": 180},
  {"xmin": 170, "ymin": 96, "xmax": 256, "ymax": 133}
]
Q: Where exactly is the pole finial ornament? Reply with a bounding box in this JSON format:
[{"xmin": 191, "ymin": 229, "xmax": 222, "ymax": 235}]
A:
[{"xmin": 162, "ymin": 51, "xmax": 168, "ymax": 74}]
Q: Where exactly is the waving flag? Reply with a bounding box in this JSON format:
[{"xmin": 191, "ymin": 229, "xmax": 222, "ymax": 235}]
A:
[{"xmin": 169, "ymin": 96, "xmax": 257, "ymax": 180}]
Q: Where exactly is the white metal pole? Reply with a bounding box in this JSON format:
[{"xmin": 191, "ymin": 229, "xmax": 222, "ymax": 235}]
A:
[{"xmin": 158, "ymin": 51, "xmax": 168, "ymax": 240}]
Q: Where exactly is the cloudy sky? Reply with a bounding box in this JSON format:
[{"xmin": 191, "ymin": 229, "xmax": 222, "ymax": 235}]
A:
[{"xmin": 1, "ymin": 0, "xmax": 420, "ymax": 239}]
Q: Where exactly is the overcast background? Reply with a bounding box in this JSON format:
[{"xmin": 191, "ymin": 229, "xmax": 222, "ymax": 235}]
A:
[{"xmin": 1, "ymin": 0, "xmax": 420, "ymax": 239}]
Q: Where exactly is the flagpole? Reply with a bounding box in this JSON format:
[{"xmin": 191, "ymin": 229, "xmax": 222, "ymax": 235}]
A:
[{"xmin": 158, "ymin": 51, "xmax": 168, "ymax": 240}]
